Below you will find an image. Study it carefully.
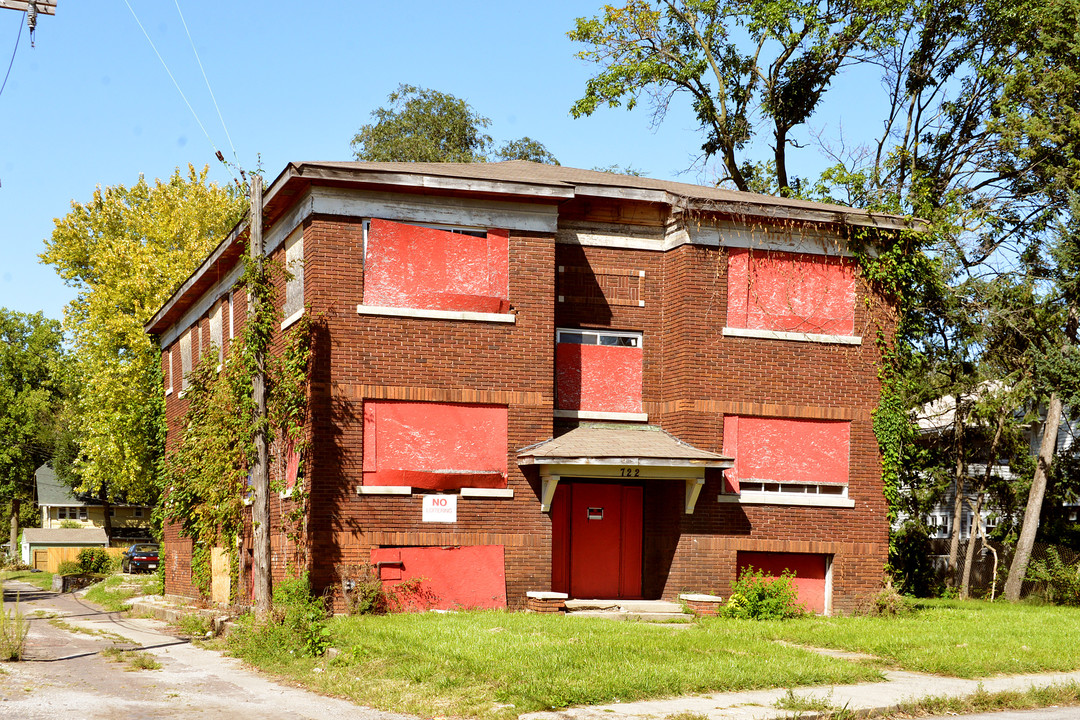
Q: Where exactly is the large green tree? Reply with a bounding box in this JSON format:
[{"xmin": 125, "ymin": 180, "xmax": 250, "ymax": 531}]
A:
[
  {"xmin": 40, "ymin": 166, "xmax": 246, "ymax": 509},
  {"xmin": 351, "ymin": 84, "xmax": 560, "ymax": 165},
  {"xmin": 0, "ymin": 309, "xmax": 65, "ymax": 556}
]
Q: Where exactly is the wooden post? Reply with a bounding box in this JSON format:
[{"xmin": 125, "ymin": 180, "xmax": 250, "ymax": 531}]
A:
[
  {"xmin": 9, "ymin": 496, "xmax": 19, "ymax": 561},
  {"xmin": 249, "ymin": 174, "xmax": 272, "ymax": 619}
]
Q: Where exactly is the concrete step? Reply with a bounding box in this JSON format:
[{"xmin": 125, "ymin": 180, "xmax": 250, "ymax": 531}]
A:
[
  {"xmin": 564, "ymin": 599, "xmax": 684, "ymax": 614},
  {"xmin": 565, "ymin": 610, "xmax": 693, "ymax": 623}
]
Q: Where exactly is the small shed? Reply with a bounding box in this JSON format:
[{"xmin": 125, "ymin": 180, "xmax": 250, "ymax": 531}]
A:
[{"xmin": 21, "ymin": 528, "xmax": 108, "ymax": 572}]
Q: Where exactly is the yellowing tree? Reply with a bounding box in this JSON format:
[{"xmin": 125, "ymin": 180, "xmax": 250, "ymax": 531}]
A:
[{"xmin": 40, "ymin": 165, "xmax": 246, "ymax": 507}]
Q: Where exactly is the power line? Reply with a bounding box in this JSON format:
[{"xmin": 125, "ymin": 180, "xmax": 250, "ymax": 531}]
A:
[
  {"xmin": 174, "ymin": 0, "xmax": 238, "ymax": 165},
  {"xmin": 0, "ymin": 13, "xmax": 22, "ymax": 100},
  {"xmin": 120, "ymin": 0, "xmax": 237, "ymax": 182}
]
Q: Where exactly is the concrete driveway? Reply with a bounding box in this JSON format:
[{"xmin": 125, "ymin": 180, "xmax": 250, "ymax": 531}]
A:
[{"xmin": 0, "ymin": 579, "xmax": 411, "ymax": 720}]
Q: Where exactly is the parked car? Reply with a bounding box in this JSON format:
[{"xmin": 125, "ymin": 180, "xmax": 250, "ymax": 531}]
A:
[{"xmin": 121, "ymin": 544, "xmax": 159, "ymax": 573}]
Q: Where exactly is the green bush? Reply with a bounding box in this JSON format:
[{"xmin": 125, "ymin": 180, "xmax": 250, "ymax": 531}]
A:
[
  {"xmin": 1026, "ymin": 547, "xmax": 1080, "ymax": 606},
  {"xmin": 888, "ymin": 520, "xmax": 940, "ymax": 597},
  {"xmin": 76, "ymin": 547, "xmax": 112, "ymax": 574},
  {"xmin": 721, "ymin": 567, "xmax": 806, "ymax": 620},
  {"xmin": 59, "ymin": 519, "xmax": 82, "ymax": 529},
  {"xmin": 229, "ymin": 573, "xmax": 330, "ymax": 660},
  {"xmin": 336, "ymin": 562, "xmax": 390, "ymax": 615},
  {"xmin": 57, "ymin": 560, "xmax": 82, "ymax": 576}
]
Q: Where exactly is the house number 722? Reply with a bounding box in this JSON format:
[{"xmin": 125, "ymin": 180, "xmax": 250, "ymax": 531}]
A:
[{"xmin": 619, "ymin": 467, "xmax": 640, "ymax": 477}]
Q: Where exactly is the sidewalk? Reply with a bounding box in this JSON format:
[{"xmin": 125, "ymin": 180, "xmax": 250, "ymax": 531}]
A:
[{"xmin": 521, "ymin": 664, "xmax": 1080, "ymax": 720}]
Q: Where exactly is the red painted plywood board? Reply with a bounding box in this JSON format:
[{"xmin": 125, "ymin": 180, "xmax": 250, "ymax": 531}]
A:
[
  {"xmin": 724, "ymin": 415, "xmax": 850, "ymax": 486},
  {"xmin": 556, "ymin": 343, "xmax": 643, "ymax": 413},
  {"xmin": 363, "ymin": 219, "xmax": 510, "ymax": 312},
  {"xmin": 363, "ymin": 401, "xmax": 507, "ymax": 489},
  {"xmin": 371, "ymin": 545, "xmax": 507, "ymax": 610},
  {"xmin": 738, "ymin": 551, "xmax": 828, "ymax": 614},
  {"xmin": 727, "ymin": 248, "xmax": 856, "ymax": 335}
]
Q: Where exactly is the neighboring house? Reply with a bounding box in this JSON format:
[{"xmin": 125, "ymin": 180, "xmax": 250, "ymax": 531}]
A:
[
  {"xmin": 145, "ymin": 161, "xmax": 917, "ymax": 615},
  {"xmin": 905, "ymin": 389, "xmax": 1079, "ymax": 540},
  {"xmin": 21, "ymin": 527, "xmax": 108, "ymax": 571},
  {"xmin": 34, "ymin": 465, "xmax": 153, "ymax": 546}
]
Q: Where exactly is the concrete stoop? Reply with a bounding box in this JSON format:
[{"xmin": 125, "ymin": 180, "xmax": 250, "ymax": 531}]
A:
[
  {"xmin": 128, "ymin": 594, "xmax": 234, "ymax": 636},
  {"xmin": 564, "ymin": 599, "xmax": 693, "ymax": 623}
]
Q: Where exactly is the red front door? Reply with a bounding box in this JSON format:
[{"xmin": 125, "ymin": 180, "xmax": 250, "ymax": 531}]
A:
[{"xmin": 551, "ymin": 481, "xmax": 643, "ymax": 599}]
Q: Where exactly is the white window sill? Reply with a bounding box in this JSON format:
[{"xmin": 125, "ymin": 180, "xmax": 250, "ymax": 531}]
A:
[
  {"xmin": 281, "ymin": 308, "xmax": 305, "ymax": 330},
  {"xmin": 722, "ymin": 326, "xmax": 862, "ymax": 346},
  {"xmin": 356, "ymin": 304, "xmax": 516, "ymax": 324},
  {"xmin": 279, "ymin": 483, "xmax": 304, "ymax": 500},
  {"xmin": 178, "ymin": 390, "xmax": 187, "ymax": 399},
  {"xmin": 460, "ymin": 487, "xmax": 514, "ymax": 498},
  {"xmin": 356, "ymin": 486, "xmax": 514, "ymax": 498},
  {"xmin": 717, "ymin": 492, "xmax": 855, "ymax": 508},
  {"xmin": 165, "ymin": 388, "xmax": 173, "ymax": 397},
  {"xmin": 356, "ymin": 485, "xmax": 412, "ymax": 496},
  {"xmin": 554, "ymin": 409, "xmax": 648, "ymax": 422}
]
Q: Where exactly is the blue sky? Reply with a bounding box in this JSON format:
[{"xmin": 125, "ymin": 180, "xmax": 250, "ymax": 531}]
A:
[{"xmin": 0, "ymin": 1, "xmax": 879, "ymax": 321}]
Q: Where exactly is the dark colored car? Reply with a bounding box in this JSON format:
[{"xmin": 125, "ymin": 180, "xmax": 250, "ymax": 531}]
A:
[{"xmin": 121, "ymin": 544, "xmax": 160, "ymax": 573}]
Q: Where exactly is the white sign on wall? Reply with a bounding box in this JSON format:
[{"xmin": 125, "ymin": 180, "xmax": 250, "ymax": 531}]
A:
[{"xmin": 422, "ymin": 494, "xmax": 457, "ymax": 523}]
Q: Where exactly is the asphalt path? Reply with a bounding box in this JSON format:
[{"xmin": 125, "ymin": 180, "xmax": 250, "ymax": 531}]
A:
[{"xmin": 0, "ymin": 579, "xmax": 411, "ymax": 720}]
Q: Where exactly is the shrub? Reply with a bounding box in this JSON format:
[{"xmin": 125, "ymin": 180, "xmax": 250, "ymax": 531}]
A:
[
  {"xmin": 229, "ymin": 573, "xmax": 331, "ymax": 660},
  {"xmin": 856, "ymin": 580, "xmax": 915, "ymax": 616},
  {"xmin": 1026, "ymin": 547, "xmax": 1080, "ymax": 606},
  {"xmin": 888, "ymin": 520, "xmax": 939, "ymax": 597},
  {"xmin": 721, "ymin": 567, "xmax": 806, "ymax": 620},
  {"xmin": 76, "ymin": 547, "xmax": 112, "ymax": 574},
  {"xmin": 335, "ymin": 562, "xmax": 390, "ymax": 615},
  {"xmin": 59, "ymin": 519, "xmax": 82, "ymax": 529},
  {"xmin": 0, "ymin": 597, "xmax": 30, "ymax": 660},
  {"xmin": 57, "ymin": 560, "xmax": 82, "ymax": 576}
]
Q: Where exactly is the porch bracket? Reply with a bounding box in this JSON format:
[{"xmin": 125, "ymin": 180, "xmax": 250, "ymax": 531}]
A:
[
  {"xmin": 685, "ymin": 477, "xmax": 705, "ymax": 514},
  {"xmin": 540, "ymin": 474, "xmax": 560, "ymax": 512}
]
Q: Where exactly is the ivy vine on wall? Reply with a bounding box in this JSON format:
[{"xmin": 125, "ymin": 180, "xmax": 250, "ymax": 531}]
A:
[{"xmin": 163, "ymin": 248, "xmax": 313, "ymax": 599}]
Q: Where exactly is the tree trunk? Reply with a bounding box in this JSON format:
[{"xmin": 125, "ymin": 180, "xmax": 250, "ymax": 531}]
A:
[
  {"xmin": 960, "ymin": 492, "xmax": 983, "ymax": 599},
  {"xmin": 961, "ymin": 411, "xmax": 1006, "ymax": 599},
  {"xmin": 249, "ymin": 174, "xmax": 273, "ymax": 620},
  {"xmin": 98, "ymin": 487, "xmax": 113, "ymax": 545},
  {"xmin": 9, "ymin": 497, "xmax": 19, "ymax": 561},
  {"xmin": 1004, "ymin": 392, "xmax": 1063, "ymax": 601},
  {"xmin": 946, "ymin": 402, "xmax": 967, "ymax": 586}
]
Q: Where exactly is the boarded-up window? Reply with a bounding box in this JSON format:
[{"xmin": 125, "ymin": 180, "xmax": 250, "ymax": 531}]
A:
[
  {"xmin": 727, "ymin": 248, "xmax": 856, "ymax": 335},
  {"xmin": 284, "ymin": 232, "xmax": 304, "ymax": 319},
  {"xmin": 179, "ymin": 330, "xmax": 193, "ymax": 391},
  {"xmin": 556, "ymin": 329, "xmax": 643, "ymax": 414},
  {"xmin": 363, "ymin": 219, "xmax": 510, "ymax": 313},
  {"xmin": 363, "ymin": 401, "xmax": 507, "ymax": 489},
  {"xmin": 738, "ymin": 552, "xmax": 829, "ymax": 614},
  {"xmin": 209, "ymin": 300, "xmax": 224, "ymax": 365},
  {"xmin": 370, "ymin": 545, "xmax": 507, "ymax": 610},
  {"xmin": 284, "ymin": 438, "xmax": 300, "ymax": 492},
  {"xmin": 722, "ymin": 416, "xmax": 850, "ymax": 493}
]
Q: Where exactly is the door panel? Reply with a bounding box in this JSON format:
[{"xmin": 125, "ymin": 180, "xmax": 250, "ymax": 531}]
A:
[{"xmin": 570, "ymin": 483, "xmax": 624, "ymax": 598}]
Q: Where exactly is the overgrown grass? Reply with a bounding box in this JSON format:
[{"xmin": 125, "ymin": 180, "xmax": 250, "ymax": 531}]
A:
[
  {"xmin": 0, "ymin": 570, "xmax": 54, "ymax": 591},
  {"xmin": 84, "ymin": 573, "xmax": 163, "ymax": 612},
  {"xmin": 101, "ymin": 646, "xmax": 162, "ymax": 671},
  {"xmin": 0, "ymin": 597, "xmax": 30, "ymax": 661},
  {"xmin": 227, "ymin": 611, "xmax": 881, "ymax": 720},
  {"xmin": 740, "ymin": 599, "xmax": 1080, "ymax": 677},
  {"xmin": 888, "ymin": 681, "xmax": 1080, "ymax": 717}
]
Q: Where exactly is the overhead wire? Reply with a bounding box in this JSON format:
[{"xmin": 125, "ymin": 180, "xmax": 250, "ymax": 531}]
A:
[
  {"xmin": 120, "ymin": 0, "xmax": 238, "ymax": 183},
  {"xmin": 174, "ymin": 0, "xmax": 239, "ymax": 166},
  {"xmin": 0, "ymin": 13, "xmax": 24, "ymax": 101}
]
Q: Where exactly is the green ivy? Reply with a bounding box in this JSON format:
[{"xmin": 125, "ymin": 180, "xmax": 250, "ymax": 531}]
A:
[{"xmin": 163, "ymin": 246, "xmax": 313, "ymax": 598}]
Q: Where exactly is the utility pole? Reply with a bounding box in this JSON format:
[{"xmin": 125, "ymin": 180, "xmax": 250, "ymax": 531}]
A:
[
  {"xmin": 0, "ymin": 1, "xmax": 56, "ymax": 46},
  {"xmin": 248, "ymin": 174, "xmax": 272, "ymax": 619}
]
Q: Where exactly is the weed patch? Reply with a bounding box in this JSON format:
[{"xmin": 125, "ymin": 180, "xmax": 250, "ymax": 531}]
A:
[
  {"xmin": 84, "ymin": 573, "xmax": 161, "ymax": 612},
  {"xmin": 0, "ymin": 596, "xmax": 29, "ymax": 661},
  {"xmin": 101, "ymin": 646, "xmax": 162, "ymax": 671}
]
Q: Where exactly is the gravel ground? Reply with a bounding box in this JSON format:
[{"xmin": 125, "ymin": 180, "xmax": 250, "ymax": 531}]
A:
[{"xmin": 0, "ymin": 579, "xmax": 412, "ymax": 720}]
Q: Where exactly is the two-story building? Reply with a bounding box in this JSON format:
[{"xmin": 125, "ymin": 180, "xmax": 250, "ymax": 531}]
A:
[{"xmin": 146, "ymin": 161, "xmax": 914, "ymax": 614}]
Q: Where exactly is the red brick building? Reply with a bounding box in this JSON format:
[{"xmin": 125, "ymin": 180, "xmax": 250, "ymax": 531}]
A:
[{"xmin": 146, "ymin": 161, "xmax": 913, "ymax": 614}]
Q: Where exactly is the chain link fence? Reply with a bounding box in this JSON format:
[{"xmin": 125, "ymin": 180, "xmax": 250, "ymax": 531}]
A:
[{"xmin": 930, "ymin": 539, "xmax": 1080, "ymax": 599}]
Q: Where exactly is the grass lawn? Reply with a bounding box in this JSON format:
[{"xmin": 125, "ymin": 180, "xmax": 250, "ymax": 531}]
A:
[
  {"xmin": 84, "ymin": 573, "xmax": 163, "ymax": 611},
  {"xmin": 229, "ymin": 611, "xmax": 881, "ymax": 719},
  {"xmin": 746, "ymin": 599, "xmax": 1080, "ymax": 677},
  {"xmin": 0, "ymin": 569, "xmax": 54, "ymax": 591}
]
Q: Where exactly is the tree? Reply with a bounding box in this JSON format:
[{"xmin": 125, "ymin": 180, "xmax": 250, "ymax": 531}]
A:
[
  {"xmin": 569, "ymin": 0, "xmax": 905, "ymax": 193},
  {"xmin": 351, "ymin": 84, "xmax": 559, "ymax": 165},
  {"xmin": 40, "ymin": 166, "xmax": 246, "ymax": 512},
  {"xmin": 0, "ymin": 310, "xmax": 65, "ymax": 557}
]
